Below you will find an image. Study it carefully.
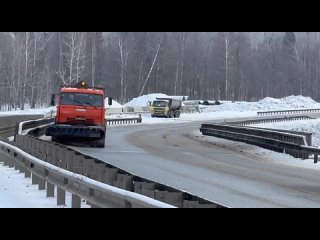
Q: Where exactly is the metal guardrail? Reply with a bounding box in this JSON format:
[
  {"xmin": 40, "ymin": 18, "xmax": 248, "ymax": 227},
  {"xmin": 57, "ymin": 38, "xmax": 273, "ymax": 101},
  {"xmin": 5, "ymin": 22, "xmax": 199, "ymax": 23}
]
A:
[
  {"xmin": 237, "ymin": 126, "xmax": 313, "ymax": 146},
  {"xmin": 0, "ymin": 115, "xmax": 45, "ymax": 139},
  {"xmin": 16, "ymin": 116, "xmax": 142, "ymax": 136},
  {"xmin": 106, "ymin": 107, "xmax": 148, "ymax": 116},
  {"xmin": 227, "ymin": 116, "xmax": 314, "ymax": 126},
  {"xmin": 12, "ymin": 134, "xmax": 224, "ymax": 208},
  {"xmin": 3, "ymin": 117, "xmax": 227, "ymax": 208},
  {"xmin": 201, "ymin": 124, "xmax": 309, "ymax": 146},
  {"xmin": 18, "ymin": 118, "xmax": 55, "ymax": 136},
  {"xmin": 201, "ymin": 123, "xmax": 320, "ymax": 163},
  {"xmin": 107, "ymin": 106, "xmax": 200, "ymax": 116},
  {"xmin": 257, "ymin": 109, "xmax": 320, "ymax": 116},
  {"xmin": 107, "ymin": 115, "xmax": 142, "ymax": 125},
  {"xmin": 0, "ymin": 141, "xmax": 174, "ymax": 208}
]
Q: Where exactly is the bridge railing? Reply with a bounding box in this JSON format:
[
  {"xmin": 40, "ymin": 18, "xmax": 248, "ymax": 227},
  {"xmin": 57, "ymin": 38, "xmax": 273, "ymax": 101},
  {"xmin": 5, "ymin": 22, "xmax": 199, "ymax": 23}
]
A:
[
  {"xmin": 0, "ymin": 140, "xmax": 175, "ymax": 208},
  {"xmin": 257, "ymin": 109, "xmax": 320, "ymax": 116},
  {"xmin": 200, "ymin": 123, "xmax": 320, "ymax": 162},
  {"xmin": 1, "ymin": 116, "xmax": 227, "ymax": 208}
]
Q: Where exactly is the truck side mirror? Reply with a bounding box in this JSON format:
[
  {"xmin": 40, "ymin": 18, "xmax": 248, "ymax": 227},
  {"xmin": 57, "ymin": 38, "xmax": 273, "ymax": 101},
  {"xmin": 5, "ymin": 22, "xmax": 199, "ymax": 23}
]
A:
[
  {"xmin": 108, "ymin": 97, "xmax": 113, "ymax": 106},
  {"xmin": 50, "ymin": 94, "xmax": 56, "ymax": 106}
]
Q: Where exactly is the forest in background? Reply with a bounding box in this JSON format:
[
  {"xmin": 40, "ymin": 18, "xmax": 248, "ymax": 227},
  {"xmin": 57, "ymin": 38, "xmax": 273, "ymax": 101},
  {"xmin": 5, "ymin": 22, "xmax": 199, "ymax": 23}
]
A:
[{"xmin": 0, "ymin": 32, "xmax": 319, "ymax": 110}]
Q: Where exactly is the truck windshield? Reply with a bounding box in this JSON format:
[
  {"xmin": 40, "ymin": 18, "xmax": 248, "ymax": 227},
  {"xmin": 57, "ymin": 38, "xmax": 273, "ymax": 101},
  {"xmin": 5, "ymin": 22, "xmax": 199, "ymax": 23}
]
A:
[
  {"xmin": 60, "ymin": 93, "xmax": 103, "ymax": 107},
  {"xmin": 152, "ymin": 101, "xmax": 168, "ymax": 107}
]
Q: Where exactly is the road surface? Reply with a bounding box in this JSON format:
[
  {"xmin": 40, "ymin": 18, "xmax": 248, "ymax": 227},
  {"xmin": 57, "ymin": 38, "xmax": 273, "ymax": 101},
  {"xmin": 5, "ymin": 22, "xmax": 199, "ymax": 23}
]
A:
[{"xmin": 72, "ymin": 120, "xmax": 320, "ymax": 208}]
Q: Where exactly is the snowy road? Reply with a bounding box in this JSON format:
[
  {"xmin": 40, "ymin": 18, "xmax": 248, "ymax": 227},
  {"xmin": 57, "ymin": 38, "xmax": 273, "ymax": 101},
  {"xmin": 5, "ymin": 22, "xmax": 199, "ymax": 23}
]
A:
[{"xmin": 72, "ymin": 119, "xmax": 320, "ymax": 208}]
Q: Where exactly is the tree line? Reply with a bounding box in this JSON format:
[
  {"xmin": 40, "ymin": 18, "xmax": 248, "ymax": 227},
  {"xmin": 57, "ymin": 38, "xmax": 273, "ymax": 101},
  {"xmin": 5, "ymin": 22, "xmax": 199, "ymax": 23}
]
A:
[{"xmin": 0, "ymin": 32, "xmax": 319, "ymax": 110}]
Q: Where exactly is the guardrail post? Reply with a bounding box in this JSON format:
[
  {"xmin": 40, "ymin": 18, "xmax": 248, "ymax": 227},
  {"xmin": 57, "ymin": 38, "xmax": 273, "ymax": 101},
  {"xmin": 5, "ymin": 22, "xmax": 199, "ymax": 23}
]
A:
[
  {"xmin": 314, "ymin": 154, "xmax": 318, "ymax": 164},
  {"xmin": 93, "ymin": 162, "xmax": 106, "ymax": 181},
  {"xmin": 57, "ymin": 187, "xmax": 65, "ymax": 206},
  {"xmin": 103, "ymin": 167, "xmax": 118, "ymax": 185},
  {"xmin": 32, "ymin": 173, "xmax": 38, "ymax": 185},
  {"xmin": 155, "ymin": 191, "xmax": 184, "ymax": 208},
  {"xmin": 20, "ymin": 135, "xmax": 27, "ymax": 151},
  {"xmin": 38, "ymin": 178, "xmax": 46, "ymax": 190},
  {"xmin": 18, "ymin": 156, "xmax": 26, "ymax": 174},
  {"xmin": 24, "ymin": 159, "xmax": 31, "ymax": 178},
  {"xmin": 2, "ymin": 152, "xmax": 9, "ymax": 166},
  {"xmin": 14, "ymin": 155, "xmax": 20, "ymax": 171},
  {"xmin": 72, "ymin": 194, "xmax": 81, "ymax": 208},
  {"xmin": 47, "ymin": 182, "xmax": 55, "ymax": 197},
  {"xmin": 134, "ymin": 182, "xmax": 156, "ymax": 199},
  {"xmin": 114, "ymin": 174, "xmax": 133, "ymax": 191},
  {"xmin": 5, "ymin": 151, "xmax": 13, "ymax": 167}
]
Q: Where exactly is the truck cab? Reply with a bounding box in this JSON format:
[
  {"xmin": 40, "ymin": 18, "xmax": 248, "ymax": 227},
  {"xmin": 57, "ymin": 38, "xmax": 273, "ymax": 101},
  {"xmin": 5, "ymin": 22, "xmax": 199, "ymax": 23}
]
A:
[{"xmin": 148, "ymin": 98, "xmax": 182, "ymax": 118}]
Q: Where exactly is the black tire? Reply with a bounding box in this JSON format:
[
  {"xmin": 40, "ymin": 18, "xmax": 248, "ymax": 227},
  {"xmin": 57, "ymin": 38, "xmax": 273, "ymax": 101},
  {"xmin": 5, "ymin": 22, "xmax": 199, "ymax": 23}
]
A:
[
  {"xmin": 95, "ymin": 137, "xmax": 105, "ymax": 148},
  {"xmin": 174, "ymin": 111, "xmax": 181, "ymax": 118}
]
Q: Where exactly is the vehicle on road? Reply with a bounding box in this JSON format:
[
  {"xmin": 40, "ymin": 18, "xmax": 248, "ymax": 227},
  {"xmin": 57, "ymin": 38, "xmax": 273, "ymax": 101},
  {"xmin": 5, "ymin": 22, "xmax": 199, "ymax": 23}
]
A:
[
  {"xmin": 46, "ymin": 81, "xmax": 112, "ymax": 147},
  {"xmin": 148, "ymin": 98, "xmax": 182, "ymax": 118}
]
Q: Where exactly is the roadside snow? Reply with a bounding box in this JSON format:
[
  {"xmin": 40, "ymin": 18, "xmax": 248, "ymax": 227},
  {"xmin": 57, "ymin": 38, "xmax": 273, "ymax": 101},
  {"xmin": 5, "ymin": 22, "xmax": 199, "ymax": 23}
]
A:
[
  {"xmin": 190, "ymin": 130, "xmax": 320, "ymax": 171},
  {"xmin": 254, "ymin": 119, "xmax": 320, "ymax": 147},
  {"xmin": 0, "ymin": 107, "xmax": 55, "ymax": 117},
  {"xmin": 2, "ymin": 95, "xmax": 319, "ymax": 120},
  {"xmin": 200, "ymin": 95, "xmax": 320, "ymax": 113},
  {"xmin": 0, "ymin": 161, "xmax": 90, "ymax": 208},
  {"xmin": 125, "ymin": 93, "xmax": 169, "ymax": 107},
  {"xmin": 140, "ymin": 111, "xmax": 257, "ymax": 124}
]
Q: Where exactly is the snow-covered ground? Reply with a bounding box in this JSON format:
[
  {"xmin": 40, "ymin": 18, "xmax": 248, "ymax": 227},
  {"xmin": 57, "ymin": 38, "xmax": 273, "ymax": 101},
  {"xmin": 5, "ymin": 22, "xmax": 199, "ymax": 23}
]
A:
[
  {"xmin": 0, "ymin": 107, "xmax": 56, "ymax": 117},
  {"xmin": 2, "ymin": 94, "xmax": 320, "ymax": 207},
  {"xmin": 190, "ymin": 130, "xmax": 320, "ymax": 171},
  {"xmin": 125, "ymin": 93, "xmax": 169, "ymax": 107},
  {"xmin": 199, "ymin": 95, "xmax": 320, "ymax": 113},
  {"xmin": 0, "ymin": 161, "xmax": 90, "ymax": 208},
  {"xmin": 254, "ymin": 119, "xmax": 320, "ymax": 147},
  {"xmin": 140, "ymin": 111, "xmax": 257, "ymax": 124}
]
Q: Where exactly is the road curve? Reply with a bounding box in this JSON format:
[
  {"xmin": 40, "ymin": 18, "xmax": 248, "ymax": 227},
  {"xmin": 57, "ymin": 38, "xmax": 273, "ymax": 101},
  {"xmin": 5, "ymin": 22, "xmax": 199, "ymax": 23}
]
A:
[{"xmin": 73, "ymin": 120, "xmax": 320, "ymax": 208}]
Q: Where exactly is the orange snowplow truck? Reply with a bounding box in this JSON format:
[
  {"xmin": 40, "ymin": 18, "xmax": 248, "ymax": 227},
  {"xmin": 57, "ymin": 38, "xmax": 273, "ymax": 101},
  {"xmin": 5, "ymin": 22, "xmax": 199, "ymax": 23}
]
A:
[{"xmin": 46, "ymin": 81, "xmax": 112, "ymax": 148}]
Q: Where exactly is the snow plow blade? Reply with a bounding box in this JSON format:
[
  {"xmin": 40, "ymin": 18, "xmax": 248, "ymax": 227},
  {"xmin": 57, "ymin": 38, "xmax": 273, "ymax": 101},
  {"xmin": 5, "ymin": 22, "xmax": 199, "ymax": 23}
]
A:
[{"xmin": 46, "ymin": 124, "xmax": 104, "ymax": 138}]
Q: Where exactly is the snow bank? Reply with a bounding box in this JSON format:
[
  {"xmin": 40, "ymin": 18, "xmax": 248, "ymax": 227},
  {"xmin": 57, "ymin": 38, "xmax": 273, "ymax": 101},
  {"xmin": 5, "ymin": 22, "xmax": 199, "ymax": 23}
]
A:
[
  {"xmin": 190, "ymin": 130, "xmax": 320, "ymax": 171},
  {"xmin": 0, "ymin": 162, "xmax": 89, "ymax": 208},
  {"xmin": 200, "ymin": 95, "xmax": 320, "ymax": 113},
  {"xmin": 125, "ymin": 93, "xmax": 169, "ymax": 107},
  {"xmin": 139, "ymin": 111, "xmax": 257, "ymax": 125},
  {"xmin": 254, "ymin": 119, "xmax": 320, "ymax": 147},
  {"xmin": 258, "ymin": 97, "xmax": 282, "ymax": 104},
  {"xmin": 0, "ymin": 107, "xmax": 56, "ymax": 117}
]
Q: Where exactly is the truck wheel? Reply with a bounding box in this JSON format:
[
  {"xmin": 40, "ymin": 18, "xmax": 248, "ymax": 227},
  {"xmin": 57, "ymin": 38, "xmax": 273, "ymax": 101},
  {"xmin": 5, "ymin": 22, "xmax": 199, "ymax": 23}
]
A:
[
  {"xmin": 169, "ymin": 111, "xmax": 174, "ymax": 118},
  {"xmin": 95, "ymin": 138, "xmax": 105, "ymax": 148}
]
